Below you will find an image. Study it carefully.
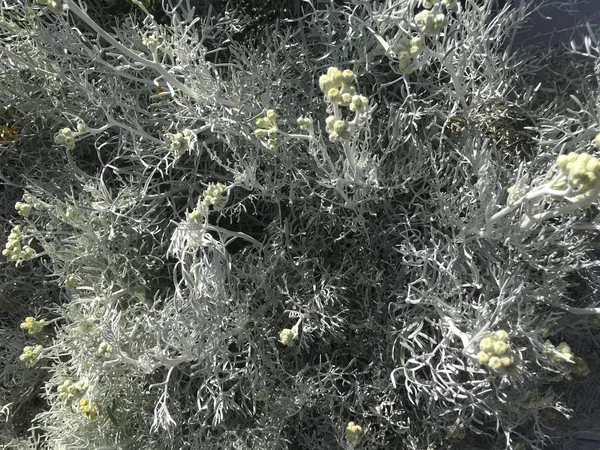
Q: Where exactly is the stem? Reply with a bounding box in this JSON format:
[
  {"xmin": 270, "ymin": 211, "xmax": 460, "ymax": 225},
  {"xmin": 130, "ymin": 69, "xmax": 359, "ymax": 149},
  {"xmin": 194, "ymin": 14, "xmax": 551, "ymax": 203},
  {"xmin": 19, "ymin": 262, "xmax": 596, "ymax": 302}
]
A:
[{"xmin": 342, "ymin": 140, "xmax": 358, "ymax": 177}]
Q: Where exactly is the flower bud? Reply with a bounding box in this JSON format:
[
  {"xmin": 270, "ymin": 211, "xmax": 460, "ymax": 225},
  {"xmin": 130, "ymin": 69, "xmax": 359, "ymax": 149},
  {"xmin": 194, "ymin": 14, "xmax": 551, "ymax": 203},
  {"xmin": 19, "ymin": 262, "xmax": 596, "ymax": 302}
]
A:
[
  {"xmin": 479, "ymin": 337, "xmax": 494, "ymax": 354},
  {"xmin": 492, "ymin": 330, "xmax": 509, "ymax": 342},
  {"xmin": 341, "ymin": 69, "xmax": 354, "ymax": 84}
]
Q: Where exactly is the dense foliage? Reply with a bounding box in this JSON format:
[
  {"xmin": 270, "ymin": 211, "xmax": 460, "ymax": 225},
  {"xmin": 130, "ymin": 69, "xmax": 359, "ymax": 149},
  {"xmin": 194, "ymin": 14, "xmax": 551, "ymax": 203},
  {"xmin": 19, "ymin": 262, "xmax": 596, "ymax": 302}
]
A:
[{"xmin": 1, "ymin": 1, "xmax": 600, "ymax": 449}]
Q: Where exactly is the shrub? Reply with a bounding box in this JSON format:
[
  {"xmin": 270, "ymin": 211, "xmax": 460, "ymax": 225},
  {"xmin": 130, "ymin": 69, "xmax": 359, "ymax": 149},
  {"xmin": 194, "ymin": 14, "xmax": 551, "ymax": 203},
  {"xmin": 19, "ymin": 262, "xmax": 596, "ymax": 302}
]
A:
[{"xmin": 1, "ymin": 0, "xmax": 600, "ymax": 449}]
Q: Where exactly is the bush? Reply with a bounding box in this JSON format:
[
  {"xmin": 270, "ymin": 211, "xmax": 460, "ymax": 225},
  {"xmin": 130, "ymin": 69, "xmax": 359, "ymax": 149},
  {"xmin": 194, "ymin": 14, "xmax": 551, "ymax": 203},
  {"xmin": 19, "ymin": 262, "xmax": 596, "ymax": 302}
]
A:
[{"xmin": 1, "ymin": 0, "xmax": 599, "ymax": 449}]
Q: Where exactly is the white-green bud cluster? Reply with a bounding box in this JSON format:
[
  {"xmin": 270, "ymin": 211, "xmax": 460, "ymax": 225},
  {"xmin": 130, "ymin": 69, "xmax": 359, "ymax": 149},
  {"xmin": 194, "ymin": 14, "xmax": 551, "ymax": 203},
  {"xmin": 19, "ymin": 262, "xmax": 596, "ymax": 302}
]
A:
[
  {"xmin": 414, "ymin": 10, "xmax": 446, "ymax": 35},
  {"xmin": 297, "ymin": 116, "xmax": 312, "ymax": 130},
  {"xmin": 319, "ymin": 67, "xmax": 358, "ymax": 107},
  {"xmin": 555, "ymin": 152, "xmax": 600, "ymax": 196},
  {"xmin": 76, "ymin": 122, "xmax": 88, "ymax": 133},
  {"xmin": 201, "ymin": 182, "xmax": 228, "ymax": 211},
  {"xmin": 279, "ymin": 326, "xmax": 299, "ymax": 346},
  {"xmin": 15, "ymin": 192, "xmax": 45, "ymax": 217},
  {"xmin": 542, "ymin": 340, "xmax": 589, "ymax": 380},
  {"xmin": 54, "ymin": 123, "xmax": 90, "ymax": 150},
  {"xmin": 325, "ymin": 116, "xmax": 352, "ymax": 142},
  {"xmin": 142, "ymin": 34, "xmax": 160, "ymax": 51},
  {"xmin": 168, "ymin": 129, "xmax": 195, "ymax": 156},
  {"xmin": 318, "ymin": 67, "xmax": 370, "ymax": 142},
  {"xmin": 14, "ymin": 201, "xmax": 32, "ymax": 217},
  {"xmin": 392, "ymin": 35, "xmax": 425, "ymax": 73},
  {"xmin": 345, "ymin": 421, "xmax": 363, "ymax": 448},
  {"xmin": 20, "ymin": 317, "xmax": 46, "ymax": 334},
  {"xmin": 19, "ymin": 344, "xmax": 43, "ymax": 366},
  {"xmin": 254, "ymin": 109, "xmax": 279, "ymax": 149},
  {"xmin": 97, "ymin": 341, "xmax": 113, "ymax": 357},
  {"xmin": 37, "ymin": 0, "xmax": 67, "ymax": 14},
  {"xmin": 188, "ymin": 206, "xmax": 205, "ymax": 224},
  {"xmin": 54, "ymin": 127, "xmax": 76, "ymax": 150},
  {"xmin": 2, "ymin": 225, "xmax": 35, "ymax": 263},
  {"xmin": 349, "ymin": 94, "xmax": 369, "ymax": 113},
  {"xmin": 58, "ymin": 379, "xmax": 88, "ymax": 405},
  {"xmin": 64, "ymin": 274, "xmax": 78, "ymax": 290},
  {"xmin": 477, "ymin": 330, "xmax": 516, "ymax": 373}
]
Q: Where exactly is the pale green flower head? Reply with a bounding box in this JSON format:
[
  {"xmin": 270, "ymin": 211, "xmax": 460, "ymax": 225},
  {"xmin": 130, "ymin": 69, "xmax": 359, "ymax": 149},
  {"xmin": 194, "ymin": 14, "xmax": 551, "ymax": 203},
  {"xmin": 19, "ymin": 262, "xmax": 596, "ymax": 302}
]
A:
[
  {"xmin": 478, "ymin": 330, "xmax": 516, "ymax": 373},
  {"xmin": 168, "ymin": 128, "xmax": 195, "ymax": 156},
  {"xmin": 97, "ymin": 341, "xmax": 113, "ymax": 357},
  {"xmin": 142, "ymin": 34, "xmax": 160, "ymax": 51},
  {"xmin": 345, "ymin": 421, "xmax": 363, "ymax": 447},
  {"xmin": 20, "ymin": 317, "xmax": 46, "ymax": 334},
  {"xmin": 54, "ymin": 127, "xmax": 76, "ymax": 150},
  {"xmin": 279, "ymin": 328, "xmax": 297, "ymax": 346},
  {"xmin": 201, "ymin": 182, "xmax": 228, "ymax": 210},
  {"xmin": 319, "ymin": 67, "xmax": 357, "ymax": 106},
  {"xmin": 415, "ymin": 10, "xmax": 446, "ymax": 35},
  {"xmin": 19, "ymin": 345, "xmax": 43, "ymax": 366},
  {"xmin": 297, "ymin": 116, "xmax": 312, "ymax": 130},
  {"xmin": 15, "ymin": 201, "xmax": 32, "ymax": 217},
  {"xmin": 64, "ymin": 274, "xmax": 78, "ymax": 290}
]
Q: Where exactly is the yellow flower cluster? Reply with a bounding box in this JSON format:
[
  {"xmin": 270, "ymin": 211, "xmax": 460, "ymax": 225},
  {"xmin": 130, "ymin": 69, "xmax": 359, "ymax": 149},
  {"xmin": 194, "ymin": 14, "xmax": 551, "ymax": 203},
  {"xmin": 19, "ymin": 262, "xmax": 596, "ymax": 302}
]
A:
[
  {"xmin": 542, "ymin": 340, "xmax": 589, "ymax": 380},
  {"xmin": 254, "ymin": 110, "xmax": 278, "ymax": 149},
  {"xmin": 58, "ymin": 380, "xmax": 88, "ymax": 405},
  {"xmin": 345, "ymin": 421, "xmax": 362, "ymax": 448},
  {"xmin": 2, "ymin": 225, "xmax": 35, "ymax": 264},
  {"xmin": 14, "ymin": 201, "xmax": 31, "ymax": 217},
  {"xmin": 555, "ymin": 152, "xmax": 600, "ymax": 195},
  {"xmin": 79, "ymin": 398, "xmax": 100, "ymax": 421},
  {"xmin": 20, "ymin": 317, "xmax": 46, "ymax": 334},
  {"xmin": 477, "ymin": 330, "xmax": 516, "ymax": 373},
  {"xmin": 19, "ymin": 345, "xmax": 43, "ymax": 366}
]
